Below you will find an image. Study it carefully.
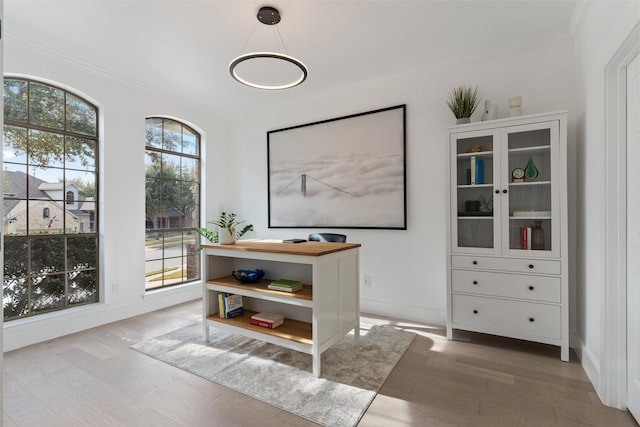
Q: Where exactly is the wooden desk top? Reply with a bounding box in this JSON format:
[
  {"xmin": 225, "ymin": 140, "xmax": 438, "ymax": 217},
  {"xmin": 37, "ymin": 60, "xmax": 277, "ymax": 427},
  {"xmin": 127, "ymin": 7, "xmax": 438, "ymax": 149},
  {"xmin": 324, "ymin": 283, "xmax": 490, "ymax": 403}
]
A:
[{"xmin": 201, "ymin": 239, "xmax": 361, "ymax": 256}]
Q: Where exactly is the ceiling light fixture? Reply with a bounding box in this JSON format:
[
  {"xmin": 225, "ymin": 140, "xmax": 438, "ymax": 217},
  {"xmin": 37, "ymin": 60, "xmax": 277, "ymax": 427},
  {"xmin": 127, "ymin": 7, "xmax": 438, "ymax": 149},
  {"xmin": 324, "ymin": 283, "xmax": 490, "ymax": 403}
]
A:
[{"xmin": 229, "ymin": 6, "xmax": 308, "ymax": 90}]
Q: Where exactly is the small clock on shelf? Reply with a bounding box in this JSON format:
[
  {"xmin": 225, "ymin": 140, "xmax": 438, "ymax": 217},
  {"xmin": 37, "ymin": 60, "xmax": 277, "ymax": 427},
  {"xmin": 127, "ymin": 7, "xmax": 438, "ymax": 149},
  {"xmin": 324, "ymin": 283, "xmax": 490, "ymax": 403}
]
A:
[{"xmin": 512, "ymin": 168, "xmax": 525, "ymax": 183}]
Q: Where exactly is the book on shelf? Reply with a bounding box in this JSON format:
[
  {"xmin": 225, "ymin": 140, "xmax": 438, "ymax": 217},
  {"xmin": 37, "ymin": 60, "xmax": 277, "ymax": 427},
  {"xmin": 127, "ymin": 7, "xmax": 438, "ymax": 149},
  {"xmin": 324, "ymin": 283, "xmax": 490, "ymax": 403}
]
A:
[
  {"xmin": 218, "ymin": 292, "xmax": 243, "ymax": 318},
  {"xmin": 250, "ymin": 312, "xmax": 284, "ymax": 329},
  {"xmin": 470, "ymin": 156, "xmax": 485, "ymax": 185},
  {"xmin": 520, "ymin": 226, "xmax": 532, "ymax": 250},
  {"xmin": 268, "ymin": 278, "xmax": 303, "ymax": 292}
]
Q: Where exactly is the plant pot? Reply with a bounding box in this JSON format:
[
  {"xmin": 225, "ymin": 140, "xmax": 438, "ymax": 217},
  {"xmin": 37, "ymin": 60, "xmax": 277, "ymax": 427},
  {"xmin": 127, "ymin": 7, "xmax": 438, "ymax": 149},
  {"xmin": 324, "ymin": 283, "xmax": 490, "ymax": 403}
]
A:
[
  {"xmin": 218, "ymin": 228, "xmax": 235, "ymax": 245},
  {"xmin": 456, "ymin": 117, "xmax": 471, "ymax": 125}
]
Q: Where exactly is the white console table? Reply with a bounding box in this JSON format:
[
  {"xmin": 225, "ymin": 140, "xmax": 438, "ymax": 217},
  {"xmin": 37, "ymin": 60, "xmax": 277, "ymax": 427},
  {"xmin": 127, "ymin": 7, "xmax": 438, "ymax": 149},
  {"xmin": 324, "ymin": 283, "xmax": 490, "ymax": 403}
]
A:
[{"xmin": 202, "ymin": 239, "xmax": 361, "ymax": 377}]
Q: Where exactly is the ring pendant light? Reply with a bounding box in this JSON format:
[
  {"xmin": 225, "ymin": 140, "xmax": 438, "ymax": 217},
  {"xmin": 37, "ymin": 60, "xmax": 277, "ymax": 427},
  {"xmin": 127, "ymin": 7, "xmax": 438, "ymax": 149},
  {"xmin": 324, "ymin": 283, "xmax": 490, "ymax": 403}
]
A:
[{"xmin": 229, "ymin": 6, "xmax": 308, "ymax": 90}]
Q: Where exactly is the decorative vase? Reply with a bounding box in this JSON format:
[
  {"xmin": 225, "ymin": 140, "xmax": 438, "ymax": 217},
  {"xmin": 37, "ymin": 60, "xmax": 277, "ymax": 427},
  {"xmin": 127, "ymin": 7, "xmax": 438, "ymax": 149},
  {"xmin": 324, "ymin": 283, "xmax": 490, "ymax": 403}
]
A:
[
  {"xmin": 481, "ymin": 100, "xmax": 498, "ymax": 121},
  {"xmin": 508, "ymin": 96, "xmax": 523, "ymax": 117},
  {"xmin": 456, "ymin": 117, "xmax": 471, "ymax": 125},
  {"xmin": 218, "ymin": 228, "xmax": 235, "ymax": 245},
  {"xmin": 532, "ymin": 220, "xmax": 545, "ymax": 250},
  {"xmin": 525, "ymin": 156, "xmax": 539, "ymax": 180}
]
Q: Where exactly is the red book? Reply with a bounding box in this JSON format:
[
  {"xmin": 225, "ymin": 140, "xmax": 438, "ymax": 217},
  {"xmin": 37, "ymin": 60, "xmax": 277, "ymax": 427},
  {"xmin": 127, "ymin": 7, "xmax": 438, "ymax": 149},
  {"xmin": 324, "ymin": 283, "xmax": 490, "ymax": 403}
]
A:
[
  {"xmin": 520, "ymin": 227, "xmax": 528, "ymax": 249},
  {"xmin": 250, "ymin": 318, "xmax": 283, "ymax": 329}
]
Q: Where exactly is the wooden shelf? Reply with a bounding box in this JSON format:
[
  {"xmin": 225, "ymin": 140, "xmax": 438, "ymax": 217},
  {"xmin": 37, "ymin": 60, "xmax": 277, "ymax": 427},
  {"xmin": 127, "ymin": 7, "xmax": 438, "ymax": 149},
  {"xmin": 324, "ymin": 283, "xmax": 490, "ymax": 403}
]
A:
[
  {"xmin": 207, "ymin": 311, "xmax": 312, "ymax": 346},
  {"xmin": 207, "ymin": 276, "xmax": 312, "ymax": 303}
]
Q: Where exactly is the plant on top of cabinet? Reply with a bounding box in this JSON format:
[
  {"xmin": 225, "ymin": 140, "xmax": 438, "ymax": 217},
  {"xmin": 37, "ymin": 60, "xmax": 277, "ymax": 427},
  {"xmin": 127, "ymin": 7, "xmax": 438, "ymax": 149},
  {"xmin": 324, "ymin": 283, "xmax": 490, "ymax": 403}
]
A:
[
  {"xmin": 197, "ymin": 211, "xmax": 253, "ymax": 245},
  {"xmin": 447, "ymin": 85, "xmax": 481, "ymax": 124}
]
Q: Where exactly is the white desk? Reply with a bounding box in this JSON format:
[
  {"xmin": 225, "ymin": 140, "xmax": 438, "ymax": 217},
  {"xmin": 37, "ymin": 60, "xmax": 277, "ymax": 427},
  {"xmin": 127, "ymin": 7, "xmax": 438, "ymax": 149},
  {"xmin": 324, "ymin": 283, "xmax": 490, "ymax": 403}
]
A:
[{"xmin": 202, "ymin": 239, "xmax": 361, "ymax": 377}]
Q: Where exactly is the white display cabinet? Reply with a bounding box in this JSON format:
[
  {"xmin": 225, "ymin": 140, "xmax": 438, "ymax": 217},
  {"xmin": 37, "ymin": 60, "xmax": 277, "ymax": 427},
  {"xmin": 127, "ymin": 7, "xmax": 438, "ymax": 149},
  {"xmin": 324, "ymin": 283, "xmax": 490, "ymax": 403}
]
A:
[{"xmin": 446, "ymin": 111, "xmax": 569, "ymax": 361}]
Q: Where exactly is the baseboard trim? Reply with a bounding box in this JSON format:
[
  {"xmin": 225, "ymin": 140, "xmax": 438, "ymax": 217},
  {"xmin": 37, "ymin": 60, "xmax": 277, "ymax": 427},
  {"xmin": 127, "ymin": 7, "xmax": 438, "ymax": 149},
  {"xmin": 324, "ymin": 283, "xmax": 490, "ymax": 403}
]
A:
[
  {"xmin": 3, "ymin": 283, "xmax": 202, "ymax": 352},
  {"xmin": 573, "ymin": 330, "xmax": 601, "ymax": 394},
  {"xmin": 360, "ymin": 298, "xmax": 446, "ymax": 326}
]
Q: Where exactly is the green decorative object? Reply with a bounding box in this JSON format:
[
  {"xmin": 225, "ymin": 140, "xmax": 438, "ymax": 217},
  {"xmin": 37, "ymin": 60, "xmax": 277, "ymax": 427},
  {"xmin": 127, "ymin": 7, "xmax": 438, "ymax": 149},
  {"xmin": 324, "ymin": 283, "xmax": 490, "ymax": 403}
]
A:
[{"xmin": 525, "ymin": 156, "xmax": 539, "ymax": 180}]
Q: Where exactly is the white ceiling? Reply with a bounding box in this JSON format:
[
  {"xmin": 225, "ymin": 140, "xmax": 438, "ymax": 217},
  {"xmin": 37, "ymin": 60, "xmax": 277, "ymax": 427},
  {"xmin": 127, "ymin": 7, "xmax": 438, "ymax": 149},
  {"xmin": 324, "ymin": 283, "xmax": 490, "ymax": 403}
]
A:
[{"xmin": 4, "ymin": 0, "xmax": 578, "ymax": 120}]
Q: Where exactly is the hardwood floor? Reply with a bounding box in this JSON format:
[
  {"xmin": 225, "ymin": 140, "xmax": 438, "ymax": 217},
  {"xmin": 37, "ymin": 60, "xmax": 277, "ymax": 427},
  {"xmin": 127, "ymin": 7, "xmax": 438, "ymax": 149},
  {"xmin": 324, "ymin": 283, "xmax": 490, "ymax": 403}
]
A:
[{"xmin": 3, "ymin": 300, "xmax": 637, "ymax": 426}]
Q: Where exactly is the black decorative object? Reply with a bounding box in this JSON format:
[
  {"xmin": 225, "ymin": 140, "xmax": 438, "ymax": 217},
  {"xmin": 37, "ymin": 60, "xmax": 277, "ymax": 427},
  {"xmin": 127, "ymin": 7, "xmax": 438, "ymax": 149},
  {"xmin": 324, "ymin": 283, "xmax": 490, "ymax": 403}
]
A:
[{"xmin": 232, "ymin": 269, "xmax": 265, "ymax": 283}]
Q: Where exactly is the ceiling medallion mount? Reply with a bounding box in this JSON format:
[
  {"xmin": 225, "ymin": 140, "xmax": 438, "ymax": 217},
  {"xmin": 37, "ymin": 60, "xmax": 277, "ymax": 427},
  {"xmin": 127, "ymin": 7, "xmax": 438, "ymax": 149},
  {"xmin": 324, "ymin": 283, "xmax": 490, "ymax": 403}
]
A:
[
  {"xmin": 257, "ymin": 6, "xmax": 281, "ymax": 25},
  {"xmin": 229, "ymin": 6, "xmax": 308, "ymax": 90}
]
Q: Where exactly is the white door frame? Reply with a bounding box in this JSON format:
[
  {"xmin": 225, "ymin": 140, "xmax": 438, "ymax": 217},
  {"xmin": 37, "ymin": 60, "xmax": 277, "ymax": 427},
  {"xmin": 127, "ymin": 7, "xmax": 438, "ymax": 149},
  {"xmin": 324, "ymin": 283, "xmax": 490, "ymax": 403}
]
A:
[{"xmin": 603, "ymin": 22, "xmax": 640, "ymax": 409}]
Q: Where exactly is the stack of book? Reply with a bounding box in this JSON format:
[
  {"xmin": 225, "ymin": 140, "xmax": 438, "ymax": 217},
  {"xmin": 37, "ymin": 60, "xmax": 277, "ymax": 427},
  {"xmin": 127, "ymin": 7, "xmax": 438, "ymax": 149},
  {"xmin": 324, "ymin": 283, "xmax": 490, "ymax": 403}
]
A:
[
  {"xmin": 218, "ymin": 292, "xmax": 243, "ymax": 318},
  {"xmin": 520, "ymin": 226, "xmax": 532, "ymax": 250},
  {"xmin": 268, "ymin": 279, "xmax": 303, "ymax": 293},
  {"xmin": 250, "ymin": 312, "xmax": 284, "ymax": 329},
  {"xmin": 470, "ymin": 156, "xmax": 485, "ymax": 185}
]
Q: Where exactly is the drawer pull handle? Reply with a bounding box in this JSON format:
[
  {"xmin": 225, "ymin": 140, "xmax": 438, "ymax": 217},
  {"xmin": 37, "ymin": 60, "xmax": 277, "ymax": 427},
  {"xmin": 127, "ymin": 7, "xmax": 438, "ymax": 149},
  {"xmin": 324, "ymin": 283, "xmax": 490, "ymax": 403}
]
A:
[
  {"xmin": 473, "ymin": 309, "xmax": 478, "ymax": 314},
  {"xmin": 528, "ymin": 264, "xmax": 534, "ymax": 269},
  {"xmin": 529, "ymin": 317, "xmax": 535, "ymax": 322},
  {"xmin": 528, "ymin": 285, "xmax": 534, "ymax": 291},
  {"xmin": 472, "ymin": 260, "xmax": 478, "ymax": 265},
  {"xmin": 473, "ymin": 281, "xmax": 478, "ymax": 285},
  {"xmin": 503, "ymin": 189, "xmax": 508, "ymax": 194},
  {"xmin": 495, "ymin": 189, "xmax": 500, "ymax": 194}
]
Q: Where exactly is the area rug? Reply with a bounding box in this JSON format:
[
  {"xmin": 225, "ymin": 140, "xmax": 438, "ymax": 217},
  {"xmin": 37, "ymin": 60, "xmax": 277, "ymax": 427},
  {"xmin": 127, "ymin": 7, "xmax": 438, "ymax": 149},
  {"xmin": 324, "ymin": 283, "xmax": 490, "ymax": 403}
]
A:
[{"xmin": 131, "ymin": 322, "xmax": 414, "ymax": 426}]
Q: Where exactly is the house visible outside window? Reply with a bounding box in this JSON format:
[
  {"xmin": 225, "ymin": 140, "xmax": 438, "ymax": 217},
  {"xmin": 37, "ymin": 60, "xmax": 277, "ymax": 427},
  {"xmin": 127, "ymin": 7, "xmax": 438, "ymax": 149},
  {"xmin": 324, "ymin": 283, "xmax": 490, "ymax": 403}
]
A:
[
  {"xmin": 66, "ymin": 190, "xmax": 74, "ymax": 205},
  {"xmin": 145, "ymin": 117, "xmax": 200, "ymax": 290},
  {"xmin": 2, "ymin": 77, "xmax": 99, "ymax": 320}
]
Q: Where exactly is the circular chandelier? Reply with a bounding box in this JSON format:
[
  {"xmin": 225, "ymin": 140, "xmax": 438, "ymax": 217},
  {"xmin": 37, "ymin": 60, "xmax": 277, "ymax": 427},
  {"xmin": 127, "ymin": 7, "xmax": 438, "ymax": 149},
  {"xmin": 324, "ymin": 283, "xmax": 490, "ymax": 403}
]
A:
[{"xmin": 228, "ymin": 6, "xmax": 308, "ymax": 90}]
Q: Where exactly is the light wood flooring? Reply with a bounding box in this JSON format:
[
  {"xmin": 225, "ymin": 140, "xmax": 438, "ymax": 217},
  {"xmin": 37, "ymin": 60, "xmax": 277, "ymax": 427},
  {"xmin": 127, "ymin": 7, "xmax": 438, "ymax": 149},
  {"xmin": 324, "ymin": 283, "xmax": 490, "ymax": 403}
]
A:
[{"xmin": 3, "ymin": 300, "xmax": 638, "ymax": 427}]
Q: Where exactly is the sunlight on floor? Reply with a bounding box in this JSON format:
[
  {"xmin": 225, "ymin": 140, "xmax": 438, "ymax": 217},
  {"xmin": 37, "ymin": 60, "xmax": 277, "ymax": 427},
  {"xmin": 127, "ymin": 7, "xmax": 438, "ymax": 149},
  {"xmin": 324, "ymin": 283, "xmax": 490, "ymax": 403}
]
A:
[{"xmin": 360, "ymin": 313, "xmax": 451, "ymax": 352}]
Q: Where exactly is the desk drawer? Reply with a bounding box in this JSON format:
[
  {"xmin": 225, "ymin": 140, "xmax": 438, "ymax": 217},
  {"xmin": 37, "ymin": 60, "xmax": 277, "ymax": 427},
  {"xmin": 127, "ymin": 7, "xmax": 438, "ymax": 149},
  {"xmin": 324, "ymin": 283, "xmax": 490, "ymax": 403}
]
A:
[
  {"xmin": 451, "ymin": 255, "xmax": 561, "ymax": 275},
  {"xmin": 452, "ymin": 294, "xmax": 561, "ymax": 340},
  {"xmin": 451, "ymin": 270, "xmax": 561, "ymax": 303}
]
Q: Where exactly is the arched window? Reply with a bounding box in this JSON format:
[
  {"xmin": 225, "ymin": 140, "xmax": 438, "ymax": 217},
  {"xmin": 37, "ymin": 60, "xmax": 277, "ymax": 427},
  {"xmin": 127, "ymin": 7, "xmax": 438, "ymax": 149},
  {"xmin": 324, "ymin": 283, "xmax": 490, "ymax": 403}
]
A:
[
  {"xmin": 3, "ymin": 77, "xmax": 99, "ymax": 320},
  {"xmin": 66, "ymin": 191, "xmax": 75, "ymax": 205},
  {"xmin": 145, "ymin": 117, "xmax": 201, "ymax": 290}
]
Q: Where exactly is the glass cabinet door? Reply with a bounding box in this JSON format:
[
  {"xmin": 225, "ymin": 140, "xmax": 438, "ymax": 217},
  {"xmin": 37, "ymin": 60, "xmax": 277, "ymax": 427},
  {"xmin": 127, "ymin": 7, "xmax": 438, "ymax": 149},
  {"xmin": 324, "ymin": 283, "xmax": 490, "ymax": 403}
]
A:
[
  {"xmin": 451, "ymin": 130, "xmax": 498, "ymax": 253},
  {"xmin": 502, "ymin": 121, "xmax": 559, "ymax": 257}
]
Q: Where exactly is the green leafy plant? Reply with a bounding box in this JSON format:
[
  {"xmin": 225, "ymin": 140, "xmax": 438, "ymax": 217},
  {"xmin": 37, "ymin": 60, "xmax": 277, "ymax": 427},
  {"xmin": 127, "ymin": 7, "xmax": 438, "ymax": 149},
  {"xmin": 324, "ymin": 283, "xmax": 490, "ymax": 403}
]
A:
[
  {"xmin": 446, "ymin": 85, "xmax": 481, "ymax": 119},
  {"xmin": 196, "ymin": 211, "xmax": 253, "ymax": 244}
]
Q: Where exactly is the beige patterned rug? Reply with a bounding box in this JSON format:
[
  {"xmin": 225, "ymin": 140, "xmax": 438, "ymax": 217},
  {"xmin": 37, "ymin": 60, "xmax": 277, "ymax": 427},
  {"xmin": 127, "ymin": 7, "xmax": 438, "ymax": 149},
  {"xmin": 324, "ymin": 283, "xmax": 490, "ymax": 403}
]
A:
[{"xmin": 131, "ymin": 322, "xmax": 414, "ymax": 426}]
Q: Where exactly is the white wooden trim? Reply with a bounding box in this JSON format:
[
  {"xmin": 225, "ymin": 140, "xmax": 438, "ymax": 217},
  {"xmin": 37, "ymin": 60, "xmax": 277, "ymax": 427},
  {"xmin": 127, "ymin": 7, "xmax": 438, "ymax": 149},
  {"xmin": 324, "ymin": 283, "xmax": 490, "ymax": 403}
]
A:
[{"xmin": 602, "ymin": 22, "xmax": 640, "ymax": 409}]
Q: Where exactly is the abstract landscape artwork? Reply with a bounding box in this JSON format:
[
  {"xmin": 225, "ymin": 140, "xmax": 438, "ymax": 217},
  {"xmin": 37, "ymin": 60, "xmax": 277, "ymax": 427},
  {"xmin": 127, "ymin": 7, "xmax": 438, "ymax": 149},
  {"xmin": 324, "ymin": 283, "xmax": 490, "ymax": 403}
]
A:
[{"xmin": 268, "ymin": 105, "xmax": 406, "ymax": 229}]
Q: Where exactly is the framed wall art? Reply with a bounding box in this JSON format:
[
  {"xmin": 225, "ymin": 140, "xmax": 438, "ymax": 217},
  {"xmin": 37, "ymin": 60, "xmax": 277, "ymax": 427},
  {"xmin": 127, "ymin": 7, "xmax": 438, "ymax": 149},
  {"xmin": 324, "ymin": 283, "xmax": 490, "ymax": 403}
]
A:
[{"xmin": 267, "ymin": 104, "xmax": 406, "ymax": 229}]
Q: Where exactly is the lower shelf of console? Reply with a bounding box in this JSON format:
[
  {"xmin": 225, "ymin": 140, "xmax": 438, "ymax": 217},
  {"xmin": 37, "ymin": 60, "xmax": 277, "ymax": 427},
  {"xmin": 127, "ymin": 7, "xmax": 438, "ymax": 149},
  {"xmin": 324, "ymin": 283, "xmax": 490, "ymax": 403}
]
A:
[{"xmin": 206, "ymin": 310, "xmax": 312, "ymax": 347}]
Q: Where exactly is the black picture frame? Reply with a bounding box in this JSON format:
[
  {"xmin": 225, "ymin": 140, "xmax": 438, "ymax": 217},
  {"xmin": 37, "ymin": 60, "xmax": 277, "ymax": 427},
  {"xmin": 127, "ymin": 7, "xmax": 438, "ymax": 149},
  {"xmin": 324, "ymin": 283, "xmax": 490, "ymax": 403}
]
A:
[{"xmin": 267, "ymin": 104, "xmax": 407, "ymax": 229}]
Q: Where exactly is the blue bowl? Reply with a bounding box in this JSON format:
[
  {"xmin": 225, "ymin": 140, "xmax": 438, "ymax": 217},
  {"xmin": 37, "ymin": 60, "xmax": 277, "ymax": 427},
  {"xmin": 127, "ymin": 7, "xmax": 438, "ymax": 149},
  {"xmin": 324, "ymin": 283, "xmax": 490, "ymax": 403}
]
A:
[{"xmin": 232, "ymin": 269, "xmax": 265, "ymax": 283}]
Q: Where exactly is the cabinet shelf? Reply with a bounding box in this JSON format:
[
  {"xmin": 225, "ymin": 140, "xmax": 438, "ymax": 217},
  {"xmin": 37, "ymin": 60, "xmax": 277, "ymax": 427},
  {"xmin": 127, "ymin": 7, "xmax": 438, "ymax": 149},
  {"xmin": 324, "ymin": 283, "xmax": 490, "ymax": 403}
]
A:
[
  {"xmin": 509, "ymin": 181, "xmax": 551, "ymax": 187},
  {"xmin": 206, "ymin": 311, "xmax": 313, "ymax": 346},
  {"xmin": 207, "ymin": 276, "xmax": 313, "ymax": 307},
  {"xmin": 508, "ymin": 146, "xmax": 551, "ymax": 154},
  {"xmin": 457, "ymin": 183, "xmax": 493, "ymax": 189},
  {"xmin": 457, "ymin": 151, "xmax": 494, "ymax": 158}
]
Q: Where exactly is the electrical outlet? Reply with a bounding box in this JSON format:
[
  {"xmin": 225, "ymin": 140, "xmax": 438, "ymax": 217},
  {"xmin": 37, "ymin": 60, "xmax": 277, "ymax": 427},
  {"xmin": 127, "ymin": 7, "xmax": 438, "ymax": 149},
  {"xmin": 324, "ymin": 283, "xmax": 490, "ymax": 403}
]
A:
[{"xmin": 363, "ymin": 275, "xmax": 371, "ymax": 287}]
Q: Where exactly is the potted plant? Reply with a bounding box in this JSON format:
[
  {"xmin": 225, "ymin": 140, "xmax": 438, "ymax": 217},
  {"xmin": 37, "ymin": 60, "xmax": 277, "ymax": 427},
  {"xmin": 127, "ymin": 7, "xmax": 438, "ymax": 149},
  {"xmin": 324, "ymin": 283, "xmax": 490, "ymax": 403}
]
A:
[
  {"xmin": 196, "ymin": 211, "xmax": 253, "ymax": 245},
  {"xmin": 446, "ymin": 85, "xmax": 481, "ymax": 124}
]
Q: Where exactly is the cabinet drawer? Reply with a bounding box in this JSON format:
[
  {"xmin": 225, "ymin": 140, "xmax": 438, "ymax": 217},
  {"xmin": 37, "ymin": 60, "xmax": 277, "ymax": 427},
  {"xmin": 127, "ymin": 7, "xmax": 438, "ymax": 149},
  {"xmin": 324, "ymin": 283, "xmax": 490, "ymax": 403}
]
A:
[
  {"xmin": 451, "ymin": 255, "xmax": 560, "ymax": 275},
  {"xmin": 451, "ymin": 270, "xmax": 560, "ymax": 303},
  {"xmin": 452, "ymin": 294, "xmax": 561, "ymax": 340}
]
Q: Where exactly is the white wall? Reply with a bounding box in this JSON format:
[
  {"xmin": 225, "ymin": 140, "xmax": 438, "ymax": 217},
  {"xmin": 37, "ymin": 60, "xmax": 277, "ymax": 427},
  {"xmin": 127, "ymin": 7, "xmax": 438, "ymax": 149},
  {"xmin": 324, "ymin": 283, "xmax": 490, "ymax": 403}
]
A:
[
  {"xmin": 2, "ymin": 36, "xmax": 231, "ymax": 351},
  {"xmin": 228, "ymin": 37, "xmax": 576, "ymax": 325},
  {"xmin": 571, "ymin": 0, "xmax": 640, "ymax": 403}
]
